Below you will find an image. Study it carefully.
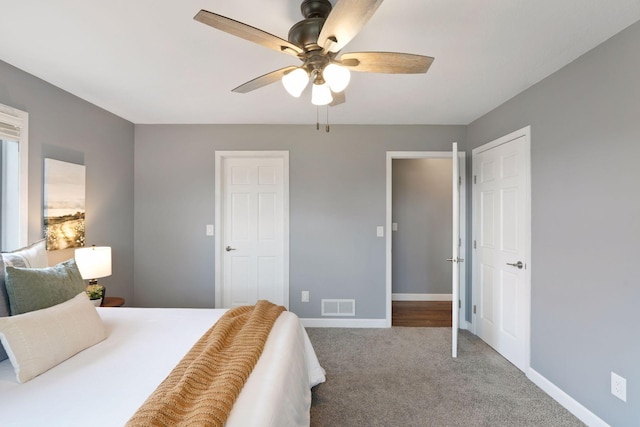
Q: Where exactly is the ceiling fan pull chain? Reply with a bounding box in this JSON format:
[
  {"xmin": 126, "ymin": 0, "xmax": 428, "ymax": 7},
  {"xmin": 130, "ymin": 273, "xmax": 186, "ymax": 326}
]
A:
[
  {"xmin": 316, "ymin": 106, "xmax": 320, "ymax": 130},
  {"xmin": 325, "ymin": 105, "xmax": 330, "ymax": 132}
]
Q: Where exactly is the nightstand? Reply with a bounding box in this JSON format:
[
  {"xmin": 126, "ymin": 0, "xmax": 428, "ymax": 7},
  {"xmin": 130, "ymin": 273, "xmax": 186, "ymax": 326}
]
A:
[{"xmin": 101, "ymin": 297, "xmax": 125, "ymax": 307}]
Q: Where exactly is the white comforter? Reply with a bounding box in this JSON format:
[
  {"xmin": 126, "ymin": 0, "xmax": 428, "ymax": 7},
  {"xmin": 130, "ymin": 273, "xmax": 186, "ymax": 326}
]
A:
[{"xmin": 0, "ymin": 307, "xmax": 325, "ymax": 426}]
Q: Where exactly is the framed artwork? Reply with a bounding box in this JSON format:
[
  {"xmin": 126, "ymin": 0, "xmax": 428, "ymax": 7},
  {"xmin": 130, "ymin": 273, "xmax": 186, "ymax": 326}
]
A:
[{"xmin": 43, "ymin": 158, "xmax": 86, "ymax": 250}]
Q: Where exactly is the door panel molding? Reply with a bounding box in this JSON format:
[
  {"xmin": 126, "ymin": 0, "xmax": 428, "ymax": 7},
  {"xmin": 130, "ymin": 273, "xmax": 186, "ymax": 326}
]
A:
[{"xmin": 215, "ymin": 151, "xmax": 290, "ymax": 309}]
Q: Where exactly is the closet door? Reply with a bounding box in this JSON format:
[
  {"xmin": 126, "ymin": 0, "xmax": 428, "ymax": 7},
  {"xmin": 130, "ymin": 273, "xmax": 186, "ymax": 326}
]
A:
[
  {"xmin": 473, "ymin": 131, "xmax": 530, "ymax": 372},
  {"xmin": 216, "ymin": 152, "xmax": 289, "ymax": 309}
]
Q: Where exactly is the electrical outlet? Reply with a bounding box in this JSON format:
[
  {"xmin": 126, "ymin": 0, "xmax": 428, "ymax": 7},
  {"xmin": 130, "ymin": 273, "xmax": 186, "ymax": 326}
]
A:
[
  {"xmin": 611, "ymin": 372, "xmax": 627, "ymax": 402},
  {"xmin": 301, "ymin": 291, "xmax": 309, "ymax": 302}
]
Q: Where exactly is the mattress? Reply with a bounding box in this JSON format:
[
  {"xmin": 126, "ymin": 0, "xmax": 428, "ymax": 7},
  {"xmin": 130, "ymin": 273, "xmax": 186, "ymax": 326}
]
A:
[{"xmin": 0, "ymin": 307, "xmax": 325, "ymax": 426}]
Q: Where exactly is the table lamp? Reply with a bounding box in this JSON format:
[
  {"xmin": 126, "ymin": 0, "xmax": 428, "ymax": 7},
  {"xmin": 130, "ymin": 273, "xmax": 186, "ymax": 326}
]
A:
[{"xmin": 75, "ymin": 246, "xmax": 112, "ymax": 301}]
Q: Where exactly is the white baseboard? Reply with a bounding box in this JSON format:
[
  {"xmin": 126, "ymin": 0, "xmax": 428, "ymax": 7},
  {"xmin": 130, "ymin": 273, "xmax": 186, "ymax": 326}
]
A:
[
  {"xmin": 301, "ymin": 318, "xmax": 387, "ymax": 328},
  {"xmin": 459, "ymin": 320, "xmax": 472, "ymax": 330},
  {"xmin": 392, "ymin": 293, "xmax": 453, "ymax": 301},
  {"xmin": 527, "ymin": 368, "xmax": 609, "ymax": 427}
]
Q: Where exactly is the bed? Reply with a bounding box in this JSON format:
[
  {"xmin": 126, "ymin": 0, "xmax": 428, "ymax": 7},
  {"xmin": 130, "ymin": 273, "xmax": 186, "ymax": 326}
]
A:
[
  {"xmin": 0, "ymin": 305, "xmax": 325, "ymax": 426},
  {"xmin": 0, "ymin": 242, "xmax": 325, "ymax": 426}
]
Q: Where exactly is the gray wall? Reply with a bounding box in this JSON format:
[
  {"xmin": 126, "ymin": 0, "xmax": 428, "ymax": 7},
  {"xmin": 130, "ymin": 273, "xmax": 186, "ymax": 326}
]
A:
[
  {"xmin": 392, "ymin": 158, "xmax": 452, "ymax": 295},
  {"xmin": 0, "ymin": 60, "xmax": 135, "ymax": 303},
  {"xmin": 134, "ymin": 125, "xmax": 466, "ymax": 318},
  {"xmin": 466, "ymin": 20, "xmax": 640, "ymax": 426}
]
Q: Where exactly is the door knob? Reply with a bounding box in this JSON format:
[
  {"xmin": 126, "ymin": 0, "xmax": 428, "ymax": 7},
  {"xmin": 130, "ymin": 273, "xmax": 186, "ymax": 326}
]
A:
[
  {"xmin": 506, "ymin": 261, "xmax": 524, "ymax": 269},
  {"xmin": 225, "ymin": 246, "xmax": 237, "ymax": 252}
]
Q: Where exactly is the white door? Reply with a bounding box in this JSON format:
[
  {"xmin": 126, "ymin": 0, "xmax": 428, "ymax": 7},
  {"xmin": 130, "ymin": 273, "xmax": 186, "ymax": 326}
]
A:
[
  {"xmin": 451, "ymin": 143, "xmax": 461, "ymax": 358},
  {"xmin": 216, "ymin": 152, "xmax": 289, "ymax": 308},
  {"xmin": 473, "ymin": 128, "xmax": 530, "ymax": 371}
]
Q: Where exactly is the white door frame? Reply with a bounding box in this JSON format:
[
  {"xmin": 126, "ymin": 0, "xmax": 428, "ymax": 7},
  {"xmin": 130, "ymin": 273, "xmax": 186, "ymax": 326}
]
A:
[
  {"xmin": 471, "ymin": 126, "xmax": 531, "ymax": 371},
  {"xmin": 214, "ymin": 151, "xmax": 290, "ymax": 309},
  {"xmin": 385, "ymin": 150, "xmax": 467, "ymax": 328}
]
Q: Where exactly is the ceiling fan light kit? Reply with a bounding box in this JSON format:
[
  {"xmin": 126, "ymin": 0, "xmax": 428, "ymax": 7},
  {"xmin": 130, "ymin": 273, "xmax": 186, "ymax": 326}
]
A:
[
  {"xmin": 323, "ymin": 63, "xmax": 350, "ymax": 93},
  {"xmin": 311, "ymin": 81, "xmax": 333, "ymax": 106},
  {"xmin": 282, "ymin": 67, "xmax": 310, "ymax": 97},
  {"xmin": 194, "ymin": 0, "xmax": 433, "ymax": 108}
]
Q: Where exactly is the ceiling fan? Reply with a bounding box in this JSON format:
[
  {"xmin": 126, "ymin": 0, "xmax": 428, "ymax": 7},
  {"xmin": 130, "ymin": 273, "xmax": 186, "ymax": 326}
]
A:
[{"xmin": 194, "ymin": 0, "xmax": 434, "ymax": 107}]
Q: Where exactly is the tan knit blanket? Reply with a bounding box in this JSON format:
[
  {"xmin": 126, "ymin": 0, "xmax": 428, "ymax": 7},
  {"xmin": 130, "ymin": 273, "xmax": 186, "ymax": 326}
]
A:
[{"xmin": 126, "ymin": 300, "xmax": 285, "ymax": 427}]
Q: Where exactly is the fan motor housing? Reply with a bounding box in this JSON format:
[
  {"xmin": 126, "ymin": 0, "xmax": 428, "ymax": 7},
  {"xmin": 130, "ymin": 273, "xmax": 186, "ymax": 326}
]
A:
[
  {"xmin": 288, "ymin": 17, "xmax": 325, "ymax": 48},
  {"xmin": 289, "ymin": 0, "xmax": 332, "ymax": 49}
]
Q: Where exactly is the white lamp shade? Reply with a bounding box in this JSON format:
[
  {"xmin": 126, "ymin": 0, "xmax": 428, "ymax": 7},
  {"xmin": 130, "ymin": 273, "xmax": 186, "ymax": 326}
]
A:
[
  {"xmin": 282, "ymin": 68, "xmax": 309, "ymax": 97},
  {"xmin": 311, "ymin": 82, "xmax": 333, "ymax": 106},
  {"xmin": 323, "ymin": 64, "xmax": 351, "ymax": 93},
  {"xmin": 75, "ymin": 246, "xmax": 112, "ymax": 280}
]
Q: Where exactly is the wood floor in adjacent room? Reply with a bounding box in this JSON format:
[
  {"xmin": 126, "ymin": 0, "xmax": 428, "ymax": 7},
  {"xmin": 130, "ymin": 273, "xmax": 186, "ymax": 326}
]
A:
[{"xmin": 392, "ymin": 301, "xmax": 452, "ymax": 327}]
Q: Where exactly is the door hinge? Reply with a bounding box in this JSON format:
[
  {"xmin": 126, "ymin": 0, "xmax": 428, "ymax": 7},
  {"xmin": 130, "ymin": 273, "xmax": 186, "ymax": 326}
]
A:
[
  {"xmin": 459, "ymin": 238, "xmax": 462, "ymax": 247},
  {"xmin": 473, "ymin": 240, "xmax": 477, "ymax": 249},
  {"xmin": 473, "ymin": 305, "xmax": 477, "ymax": 314},
  {"xmin": 458, "ymin": 176, "xmax": 462, "ymax": 186},
  {"xmin": 473, "ymin": 175, "xmax": 477, "ymax": 184},
  {"xmin": 459, "ymin": 300, "xmax": 461, "ymax": 308}
]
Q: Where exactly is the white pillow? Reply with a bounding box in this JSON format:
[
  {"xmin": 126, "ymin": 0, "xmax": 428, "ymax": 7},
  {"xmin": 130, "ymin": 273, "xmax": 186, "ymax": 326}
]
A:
[
  {"xmin": 0, "ymin": 292, "xmax": 107, "ymax": 383},
  {"xmin": 13, "ymin": 239, "xmax": 48, "ymax": 268}
]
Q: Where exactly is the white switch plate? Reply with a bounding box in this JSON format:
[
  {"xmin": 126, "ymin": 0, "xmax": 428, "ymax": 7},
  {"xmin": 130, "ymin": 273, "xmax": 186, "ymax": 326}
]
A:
[
  {"xmin": 392, "ymin": 222, "xmax": 398, "ymax": 231},
  {"xmin": 301, "ymin": 291, "xmax": 309, "ymax": 302},
  {"xmin": 206, "ymin": 224, "xmax": 214, "ymax": 236},
  {"xmin": 376, "ymin": 226, "xmax": 384, "ymax": 237}
]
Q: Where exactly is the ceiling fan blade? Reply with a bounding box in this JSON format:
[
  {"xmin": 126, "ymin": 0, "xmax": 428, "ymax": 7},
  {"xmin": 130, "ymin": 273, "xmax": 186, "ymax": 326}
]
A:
[
  {"xmin": 330, "ymin": 91, "xmax": 346, "ymax": 106},
  {"xmin": 232, "ymin": 66, "xmax": 299, "ymax": 94},
  {"xmin": 317, "ymin": 0, "xmax": 384, "ymax": 53},
  {"xmin": 194, "ymin": 10, "xmax": 303, "ymax": 57},
  {"xmin": 339, "ymin": 52, "xmax": 434, "ymax": 74}
]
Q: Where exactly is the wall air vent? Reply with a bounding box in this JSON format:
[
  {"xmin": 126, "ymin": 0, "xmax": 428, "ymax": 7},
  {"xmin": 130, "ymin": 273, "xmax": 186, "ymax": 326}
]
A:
[{"xmin": 321, "ymin": 299, "xmax": 355, "ymax": 316}]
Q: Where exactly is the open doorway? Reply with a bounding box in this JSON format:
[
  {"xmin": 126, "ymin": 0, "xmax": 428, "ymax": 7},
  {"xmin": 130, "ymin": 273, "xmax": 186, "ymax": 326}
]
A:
[
  {"xmin": 391, "ymin": 158, "xmax": 453, "ymax": 326},
  {"xmin": 385, "ymin": 151, "xmax": 466, "ymax": 331}
]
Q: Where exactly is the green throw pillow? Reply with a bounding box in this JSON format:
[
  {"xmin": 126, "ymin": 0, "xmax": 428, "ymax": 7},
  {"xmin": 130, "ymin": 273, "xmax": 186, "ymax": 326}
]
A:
[{"xmin": 5, "ymin": 259, "xmax": 86, "ymax": 315}]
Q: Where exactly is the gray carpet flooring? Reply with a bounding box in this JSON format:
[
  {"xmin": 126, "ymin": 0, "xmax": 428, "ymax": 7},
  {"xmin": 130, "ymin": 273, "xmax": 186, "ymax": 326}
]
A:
[{"xmin": 307, "ymin": 327, "xmax": 585, "ymax": 427}]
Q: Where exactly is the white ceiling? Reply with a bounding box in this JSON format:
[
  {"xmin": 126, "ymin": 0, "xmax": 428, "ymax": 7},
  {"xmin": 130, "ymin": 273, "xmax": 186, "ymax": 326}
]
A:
[{"xmin": 1, "ymin": 1, "xmax": 639, "ymax": 125}]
